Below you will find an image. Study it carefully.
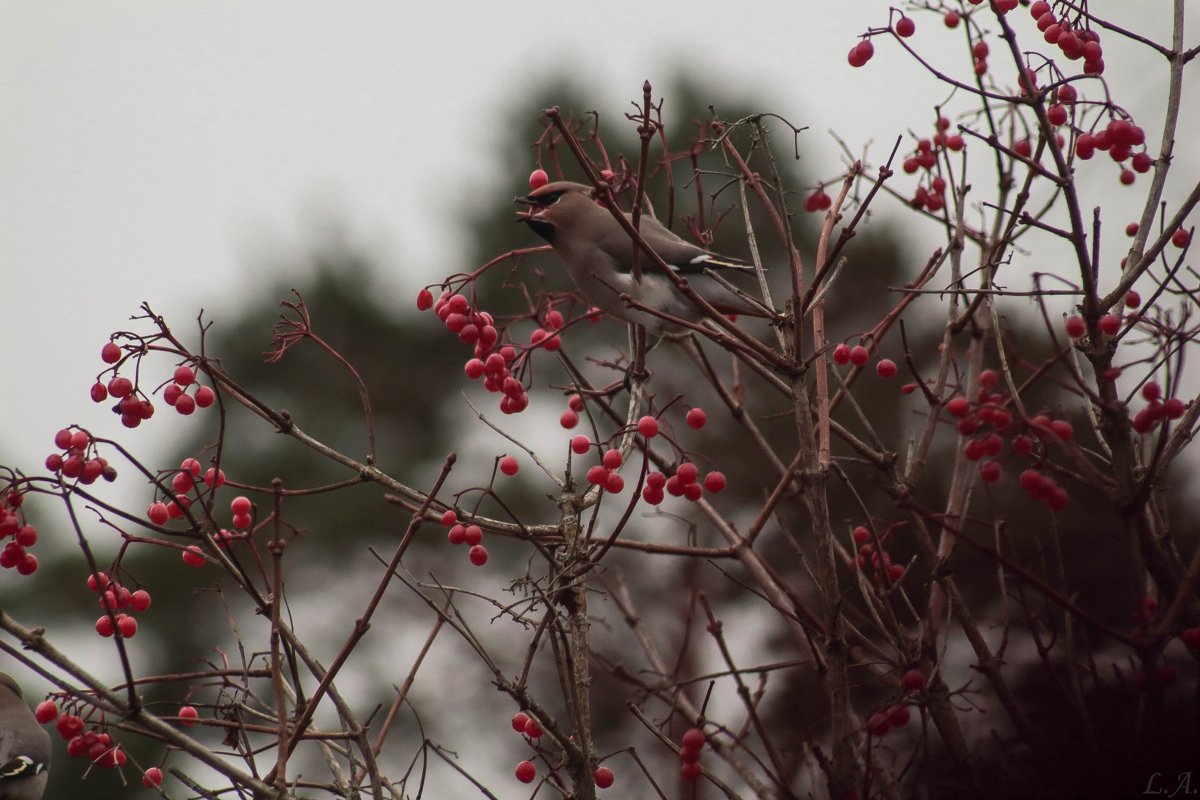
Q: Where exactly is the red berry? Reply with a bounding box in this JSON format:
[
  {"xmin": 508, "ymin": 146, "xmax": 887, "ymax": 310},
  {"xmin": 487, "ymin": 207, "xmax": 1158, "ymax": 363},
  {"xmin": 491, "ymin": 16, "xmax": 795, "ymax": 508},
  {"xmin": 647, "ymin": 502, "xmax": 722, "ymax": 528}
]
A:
[
  {"xmin": 175, "ymin": 393, "xmax": 196, "ymax": 415},
  {"xmin": 117, "ymin": 614, "xmax": 137, "ymax": 638},
  {"xmin": 147, "ymin": 502, "xmax": 169, "ymax": 525},
  {"xmin": 848, "ymin": 39, "xmax": 874, "ymax": 67},
  {"xmin": 524, "ymin": 718, "xmax": 543, "ymax": 738},
  {"xmin": 980, "ymin": 461, "xmax": 1002, "ymax": 483},
  {"xmin": 195, "ymin": 385, "xmax": 215, "ymax": 408},
  {"xmin": 944, "ymin": 11, "xmax": 960, "ymax": 28},
  {"xmin": 90, "ymin": 382, "xmax": 108, "ymax": 403},
  {"xmin": 675, "ymin": 462, "xmax": 699, "ymax": 485},
  {"xmin": 1172, "ymin": 228, "xmax": 1191, "ymax": 248},
  {"xmin": 833, "ymin": 343, "xmax": 851, "ymax": 365},
  {"xmin": 1098, "ymin": 314, "xmax": 1121, "ymax": 335},
  {"xmin": 468, "ymin": 544, "xmax": 488, "ymax": 566},
  {"xmin": 85, "ymin": 573, "xmax": 109, "ymax": 595},
  {"xmin": 35, "ymin": 700, "xmax": 58, "ymax": 724},
  {"xmin": 130, "ymin": 589, "xmax": 151, "ymax": 612},
  {"xmin": 901, "ymin": 669, "xmax": 925, "ymax": 691},
  {"xmin": 641, "ymin": 486, "xmax": 664, "ymax": 505},
  {"xmin": 1047, "ymin": 104, "xmax": 1068, "ymax": 126},
  {"xmin": 852, "ymin": 526, "xmax": 870, "ymax": 545},
  {"xmin": 463, "ymin": 525, "xmax": 482, "ymax": 546},
  {"xmin": 499, "ymin": 455, "xmax": 519, "ymax": 476},
  {"xmin": 946, "ymin": 396, "xmax": 970, "ymax": 417},
  {"xmin": 56, "ymin": 714, "xmax": 84, "ymax": 739},
  {"xmin": 895, "ymin": 16, "xmax": 915, "ymax": 37},
  {"xmin": 586, "ymin": 465, "xmax": 609, "ymax": 486},
  {"xmin": 560, "ymin": 410, "xmax": 579, "ymax": 429},
  {"xmin": 416, "ymin": 288, "xmax": 433, "ymax": 310},
  {"xmin": 142, "ymin": 767, "xmax": 163, "ymax": 788},
  {"xmin": 876, "ymin": 359, "xmax": 898, "ymax": 379},
  {"xmin": 95, "ymin": 615, "xmax": 115, "ymax": 637},
  {"xmin": 511, "ymin": 712, "xmax": 530, "ymax": 732},
  {"xmin": 704, "ymin": 471, "xmax": 726, "ymax": 493},
  {"xmin": 637, "ymin": 416, "xmax": 659, "ymax": 437},
  {"xmin": 204, "ymin": 467, "xmax": 225, "ymax": 488},
  {"xmin": 108, "ymin": 376, "xmax": 134, "ymax": 398},
  {"xmin": 178, "ymin": 705, "xmax": 198, "ymax": 727},
  {"xmin": 602, "ymin": 449, "xmax": 623, "ymax": 470},
  {"xmin": 686, "ymin": 408, "xmax": 707, "ymax": 429},
  {"xmin": 1050, "ymin": 419, "xmax": 1074, "ymax": 440},
  {"xmin": 682, "ymin": 761, "xmax": 702, "ymax": 781},
  {"xmin": 1065, "ymin": 316, "xmax": 1087, "ymax": 338},
  {"xmin": 515, "ymin": 760, "xmax": 536, "ymax": 783},
  {"xmin": 594, "ymin": 765, "xmax": 614, "ymax": 788},
  {"xmin": 849, "ymin": 345, "xmax": 869, "ymax": 366},
  {"xmin": 529, "ymin": 169, "xmax": 548, "ymax": 191},
  {"xmin": 182, "ymin": 545, "xmax": 205, "ymax": 568},
  {"xmin": 571, "ymin": 435, "xmax": 591, "ymax": 455},
  {"xmin": 681, "ymin": 727, "xmax": 706, "ymax": 754},
  {"xmin": 1120, "ymin": 169, "xmax": 1135, "ymax": 185}
]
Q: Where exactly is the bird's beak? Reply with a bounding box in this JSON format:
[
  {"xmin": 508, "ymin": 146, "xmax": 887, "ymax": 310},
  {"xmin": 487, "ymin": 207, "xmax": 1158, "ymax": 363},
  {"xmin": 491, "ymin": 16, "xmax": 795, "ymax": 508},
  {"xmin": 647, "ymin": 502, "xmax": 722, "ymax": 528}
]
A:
[{"xmin": 514, "ymin": 195, "xmax": 540, "ymax": 221}]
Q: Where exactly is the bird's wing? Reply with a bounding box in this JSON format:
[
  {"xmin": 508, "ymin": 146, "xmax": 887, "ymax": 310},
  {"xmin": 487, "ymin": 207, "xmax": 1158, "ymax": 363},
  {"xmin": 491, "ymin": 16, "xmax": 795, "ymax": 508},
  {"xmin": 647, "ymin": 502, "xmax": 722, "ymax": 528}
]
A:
[{"xmin": 594, "ymin": 214, "xmax": 754, "ymax": 275}]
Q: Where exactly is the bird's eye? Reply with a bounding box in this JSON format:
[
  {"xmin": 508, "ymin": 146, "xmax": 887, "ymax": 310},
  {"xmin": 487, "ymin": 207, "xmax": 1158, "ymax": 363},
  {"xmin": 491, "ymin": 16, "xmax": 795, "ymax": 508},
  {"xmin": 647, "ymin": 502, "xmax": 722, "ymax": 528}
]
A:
[{"xmin": 536, "ymin": 191, "xmax": 565, "ymax": 206}]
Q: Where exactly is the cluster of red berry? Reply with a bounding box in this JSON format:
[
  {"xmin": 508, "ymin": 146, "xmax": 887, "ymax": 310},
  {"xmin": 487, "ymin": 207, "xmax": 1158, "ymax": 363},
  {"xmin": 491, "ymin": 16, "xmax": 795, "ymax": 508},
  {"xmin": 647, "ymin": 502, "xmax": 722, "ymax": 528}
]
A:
[
  {"xmin": 419, "ymin": 290, "xmax": 541, "ymax": 416},
  {"xmin": 440, "ymin": 510, "xmax": 489, "ymax": 567},
  {"xmin": 36, "ymin": 703, "xmax": 127, "ymax": 770},
  {"xmin": 1029, "ymin": 1, "xmax": 1105, "ymax": 75},
  {"xmin": 161, "ymin": 364, "xmax": 216, "ymax": 416},
  {"xmin": 44, "ymin": 427, "xmax": 117, "ymax": 486},
  {"xmin": 901, "ymin": 119, "xmax": 964, "ymax": 212},
  {"xmin": 0, "ymin": 489, "xmax": 38, "ymax": 575},
  {"xmin": 678, "ymin": 726, "xmax": 705, "ymax": 781},
  {"xmin": 563, "ymin": 405, "xmax": 727, "ymax": 504},
  {"xmin": 510, "ymin": 711, "xmax": 542, "ymax": 784},
  {"xmin": 507, "ymin": 711, "xmax": 614, "ymax": 788},
  {"xmin": 944, "ymin": 369, "xmax": 1080, "ymax": 509},
  {"xmin": 1129, "ymin": 381, "xmax": 1188, "ymax": 435},
  {"xmin": 87, "ymin": 571, "xmax": 151, "ymax": 639},
  {"xmin": 832, "ymin": 343, "xmax": 898, "ymax": 381},
  {"xmin": 866, "ymin": 703, "xmax": 911, "ymax": 737},
  {"xmin": 848, "ymin": 525, "xmax": 905, "ymax": 585},
  {"xmin": 801, "ymin": 188, "xmax": 832, "ymax": 214}
]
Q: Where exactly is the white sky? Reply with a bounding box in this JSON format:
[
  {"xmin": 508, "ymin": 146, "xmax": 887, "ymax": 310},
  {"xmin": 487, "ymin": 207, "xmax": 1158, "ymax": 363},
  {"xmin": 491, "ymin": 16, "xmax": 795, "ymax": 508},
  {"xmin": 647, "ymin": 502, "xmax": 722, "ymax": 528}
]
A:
[
  {"xmin": 1, "ymin": 4, "xmax": 1196, "ymax": 797},
  {"xmin": 1, "ymin": 1, "xmax": 1195, "ymax": 472}
]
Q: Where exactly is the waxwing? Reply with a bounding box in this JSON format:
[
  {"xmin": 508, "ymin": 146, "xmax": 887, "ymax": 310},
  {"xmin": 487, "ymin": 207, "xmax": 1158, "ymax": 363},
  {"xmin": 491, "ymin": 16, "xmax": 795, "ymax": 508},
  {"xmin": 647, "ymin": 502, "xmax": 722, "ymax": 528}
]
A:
[
  {"xmin": 0, "ymin": 674, "xmax": 49, "ymax": 800},
  {"xmin": 516, "ymin": 181, "xmax": 768, "ymax": 335}
]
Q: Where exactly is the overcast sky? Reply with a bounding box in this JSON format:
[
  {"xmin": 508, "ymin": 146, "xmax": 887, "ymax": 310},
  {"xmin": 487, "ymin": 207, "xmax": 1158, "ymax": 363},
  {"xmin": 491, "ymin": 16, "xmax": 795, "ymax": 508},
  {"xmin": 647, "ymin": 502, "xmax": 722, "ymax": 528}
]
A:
[{"xmin": 2, "ymin": 1, "xmax": 1195, "ymax": 475}]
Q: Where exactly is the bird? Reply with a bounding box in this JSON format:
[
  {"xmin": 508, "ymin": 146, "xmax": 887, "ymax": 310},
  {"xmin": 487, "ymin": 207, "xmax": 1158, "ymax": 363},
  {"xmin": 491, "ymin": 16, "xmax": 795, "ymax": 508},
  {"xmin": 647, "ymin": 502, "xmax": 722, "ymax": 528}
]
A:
[
  {"xmin": 516, "ymin": 181, "xmax": 769, "ymax": 336},
  {"xmin": 0, "ymin": 674, "xmax": 49, "ymax": 800}
]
